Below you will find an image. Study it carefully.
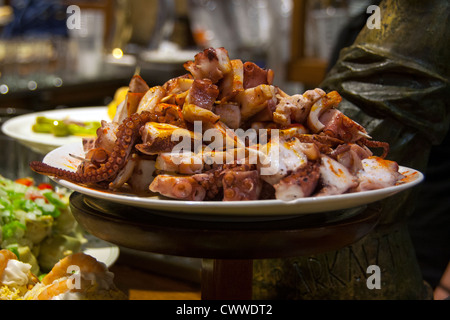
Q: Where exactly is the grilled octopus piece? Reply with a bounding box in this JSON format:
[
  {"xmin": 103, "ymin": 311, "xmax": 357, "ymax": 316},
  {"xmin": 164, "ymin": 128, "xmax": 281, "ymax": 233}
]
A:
[
  {"xmin": 149, "ymin": 174, "xmax": 206, "ymax": 201},
  {"xmin": 243, "ymin": 61, "xmax": 274, "ymax": 89},
  {"xmin": 183, "ymin": 47, "xmax": 232, "ymax": 84},
  {"xmin": 274, "ymin": 161, "xmax": 320, "ymax": 201}
]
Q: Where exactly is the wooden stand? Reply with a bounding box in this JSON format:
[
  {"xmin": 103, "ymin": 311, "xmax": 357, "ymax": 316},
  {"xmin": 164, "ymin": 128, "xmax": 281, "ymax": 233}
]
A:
[{"xmin": 69, "ymin": 192, "xmax": 379, "ymax": 300}]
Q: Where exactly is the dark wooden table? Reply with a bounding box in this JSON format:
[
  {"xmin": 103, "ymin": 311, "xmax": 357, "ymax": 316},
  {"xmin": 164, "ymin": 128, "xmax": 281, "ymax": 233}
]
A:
[{"xmin": 69, "ymin": 192, "xmax": 380, "ymax": 300}]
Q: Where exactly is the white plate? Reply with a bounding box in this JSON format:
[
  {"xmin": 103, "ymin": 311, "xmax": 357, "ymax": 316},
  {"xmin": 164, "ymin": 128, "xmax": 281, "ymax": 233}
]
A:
[
  {"xmin": 82, "ymin": 234, "xmax": 119, "ymax": 268},
  {"xmin": 40, "ymin": 142, "xmax": 424, "ymax": 217},
  {"xmin": 2, "ymin": 107, "xmax": 110, "ymax": 154},
  {"xmin": 140, "ymin": 49, "xmax": 198, "ymax": 64}
]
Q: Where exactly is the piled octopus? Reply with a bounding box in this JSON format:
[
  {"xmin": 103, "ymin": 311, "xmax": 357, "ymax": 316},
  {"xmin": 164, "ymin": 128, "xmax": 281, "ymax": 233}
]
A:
[{"xmin": 30, "ymin": 47, "xmax": 403, "ymax": 202}]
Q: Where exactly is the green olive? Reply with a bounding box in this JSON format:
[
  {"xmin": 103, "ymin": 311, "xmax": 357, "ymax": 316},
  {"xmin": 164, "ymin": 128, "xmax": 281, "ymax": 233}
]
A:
[{"xmin": 51, "ymin": 120, "xmax": 70, "ymax": 137}]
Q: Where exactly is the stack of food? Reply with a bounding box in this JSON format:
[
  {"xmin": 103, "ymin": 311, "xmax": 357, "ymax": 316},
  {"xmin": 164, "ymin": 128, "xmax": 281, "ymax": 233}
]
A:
[
  {"xmin": 30, "ymin": 47, "xmax": 403, "ymax": 202},
  {"xmin": 1, "ymin": 249, "xmax": 126, "ymax": 300}
]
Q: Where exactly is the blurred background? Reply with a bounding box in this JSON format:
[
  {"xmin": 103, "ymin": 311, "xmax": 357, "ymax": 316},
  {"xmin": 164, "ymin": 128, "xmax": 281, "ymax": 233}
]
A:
[
  {"xmin": 0, "ymin": 0, "xmax": 374, "ymax": 109},
  {"xmin": 0, "ymin": 0, "xmax": 375, "ymax": 178}
]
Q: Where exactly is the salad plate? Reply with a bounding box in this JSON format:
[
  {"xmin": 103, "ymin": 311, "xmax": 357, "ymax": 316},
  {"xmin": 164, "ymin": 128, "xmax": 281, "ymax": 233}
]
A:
[
  {"xmin": 2, "ymin": 107, "xmax": 109, "ymax": 154},
  {"xmin": 0, "ymin": 174, "xmax": 119, "ymax": 270},
  {"xmin": 41, "ymin": 142, "xmax": 424, "ymax": 218}
]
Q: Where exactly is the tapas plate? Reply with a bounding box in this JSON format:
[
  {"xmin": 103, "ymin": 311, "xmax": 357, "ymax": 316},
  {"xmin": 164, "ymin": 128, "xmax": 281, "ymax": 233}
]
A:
[
  {"xmin": 2, "ymin": 107, "xmax": 109, "ymax": 154},
  {"xmin": 40, "ymin": 142, "xmax": 424, "ymax": 217}
]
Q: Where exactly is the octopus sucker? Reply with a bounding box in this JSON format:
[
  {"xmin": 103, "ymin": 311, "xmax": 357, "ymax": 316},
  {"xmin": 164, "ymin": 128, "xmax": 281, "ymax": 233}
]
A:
[{"xmin": 29, "ymin": 161, "xmax": 86, "ymax": 182}]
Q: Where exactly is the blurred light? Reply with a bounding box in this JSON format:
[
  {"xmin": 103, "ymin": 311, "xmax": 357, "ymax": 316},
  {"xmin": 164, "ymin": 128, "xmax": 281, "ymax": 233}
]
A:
[
  {"xmin": 53, "ymin": 77, "xmax": 63, "ymax": 87},
  {"xmin": 0, "ymin": 84, "xmax": 9, "ymax": 94},
  {"xmin": 112, "ymin": 48, "xmax": 124, "ymax": 59},
  {"xmin": 27, "ymin": 80, "xmax": 37, "ymax": 91}
]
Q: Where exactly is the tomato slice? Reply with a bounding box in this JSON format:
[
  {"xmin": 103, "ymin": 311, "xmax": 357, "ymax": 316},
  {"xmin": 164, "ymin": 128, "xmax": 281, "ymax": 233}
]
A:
[
  {"xmin": 15, "ymin": 177, "xmax": 34, "ymax": 187},
  {"xmin": 37, "ymin": 183, "xmax": 53, "ymax": 190}
]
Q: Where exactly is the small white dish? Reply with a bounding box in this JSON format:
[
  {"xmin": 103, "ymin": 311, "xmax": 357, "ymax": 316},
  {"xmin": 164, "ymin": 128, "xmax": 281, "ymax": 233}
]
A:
[{"xmin": 2, "ymin": 106, "xmax": 109, "ymax": 154}]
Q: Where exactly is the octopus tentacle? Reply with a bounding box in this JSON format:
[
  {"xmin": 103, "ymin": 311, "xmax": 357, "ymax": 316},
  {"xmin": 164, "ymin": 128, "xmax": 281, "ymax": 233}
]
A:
[
  {"xmin": 29, "ymin": 161, "xmax": 84, "ymax": 183},
  {"xmin": 30, "ymin": 111, "xmax": 154, "ymax": 185},
  {"xmin": 149, "ymin": 174, "xmax": 206, "ymax": 201},
  {"xmin": 359, "ymin": 138, "xmax": 390, "ymax": 158}
]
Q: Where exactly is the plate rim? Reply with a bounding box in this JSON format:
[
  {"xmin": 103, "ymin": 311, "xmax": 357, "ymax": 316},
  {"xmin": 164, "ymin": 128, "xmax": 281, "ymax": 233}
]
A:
[
  {"xmin": 82, "ymin": 234, "xmax": 120, "ymax": 268},
  {"xmin": 42, "ymin": 142, "xmax": 424, "ymax": 217}
]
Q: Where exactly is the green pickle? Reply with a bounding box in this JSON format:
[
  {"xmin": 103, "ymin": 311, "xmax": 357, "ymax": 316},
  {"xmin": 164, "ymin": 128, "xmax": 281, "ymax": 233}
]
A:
[
  {"xmin": 32, "ymin": 116, "xmax": 100, "ymax": 137},
  {"xmin": 32, "ymin": 123, "xmax": 53, "ymax": 134},
  {"xmin": 67, "ymin": 121, "xmax": 100, "ymax": 136},
  {"xmin": 51, "ymin": 120, "xmax": 70, "ymax": 137}
]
